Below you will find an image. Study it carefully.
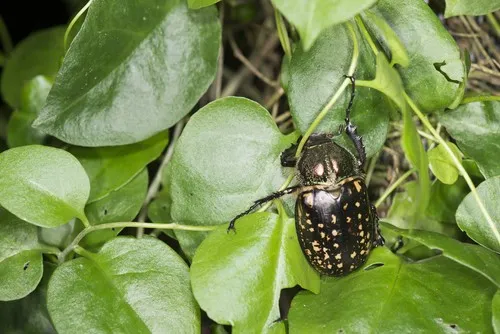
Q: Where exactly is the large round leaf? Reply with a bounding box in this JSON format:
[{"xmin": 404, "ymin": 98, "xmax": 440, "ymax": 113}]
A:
[
  {"xmin": 47, "ymin": 237, "xmax": 199, "ymax": 333},
  {"xmin": 456, "ymin": 177, "xmax": 500, "ymax": 253},
  {"xmin": 444, "ymin": 0, "xmax": 500, "ymax": 17},
  {"xmin": 169, "ymin": 97, "xmax": 298, "ymax": 225},
  {"xmin": 271, "ymin": 0, "xmax": 377, "ymax": 50},
  {"xmin": 69, "ymin": 131, "xmax": 167, "ymax": 203},
  {"xmin": 439, "ymin": 101, "xmax": 500, "ymax": 179},
  {"xmin": 287, "ymin": 23, "xmax": 390, "ymax": 158},
  {"xmin": 0, "ymin": 208, "xmax": 47, "ymax": 301},
  {"xmin": 289, "ymin": 247, "xmax": 496, "ymax": 333},
  {"xmin": 33, "ymin": 0, "xmax": 220, "ymax": 146},
  {"xmin": 0, "ymin": 146, "xmax": 90, "ymax": 227},
  {"xmin": 0, "ymin": 27, "xmax": 64, "ymax": 109},
  {"xmin": 493, "ymin": 290, "xmax": 500, "ymax": 333},
  {"xmin": 191, "ymin": 212, "xmax": 319, "ymax": 333},
  {"xmin": 366, "ymin": 0, "xmax": 465, "ymax": 112}
]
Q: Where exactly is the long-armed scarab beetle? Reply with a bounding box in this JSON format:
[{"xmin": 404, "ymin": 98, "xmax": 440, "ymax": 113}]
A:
[{"xmin": 228, "ymin": 76, "xmax": 384, "ymax": 276}]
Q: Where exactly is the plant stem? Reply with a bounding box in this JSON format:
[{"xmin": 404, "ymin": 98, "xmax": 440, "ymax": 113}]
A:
[
  {"xmin": 486, "ymin": 13, "xmax": 500, "ymax": 38},
  {"xmin": 274, "ymin": 7, "xmax": 291, "ymax": 59},
  {"xmin": 64, "ymin": 0, "xmax": 93, "ymax": 50},
  {"xmin": 354, "ymin": 15, "xmax": 378, "ymax": 55},
  {"xmin": 461, "ymin": 95, "xmax": 500, "ymax": 104},
  {"xmin": 375, "ymin": 168, "xmax": 415, "ymax": 208},
  {"xmin": 59, "ymin": 222, "xmax": 216, "ymax": 263},
  {"xmin": 404, "ymin": 93, "xmax": 500, "ymax": 247},
  {"xmin": 137, "ymin": 120, "xmax": 184, "ymax": 238}
]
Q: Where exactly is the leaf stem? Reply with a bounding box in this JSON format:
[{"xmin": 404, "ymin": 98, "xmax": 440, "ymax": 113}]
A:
[
  {"xmin": 404, "ymin": 93, "xmax": 500, "ymax": 247},
  {"xmin": 486, "ymin": 13, "xmax": 500, "ymax": 38},
  {"xmin": 274, "ymin": 7, "xmax": 291, "ymax": 59},
  {"xmin": 64, "ymin": 0, "xmax": 93, "ymax": 50},
  {"xmin": 461, "ymin": 95, "xmax": 500, "ymax": 104},
  {"xmin": 58, "ymin": 222, "xmax": 216, "ymax": 263},
  {"xmin": 375, "ymin": 168, "xmax": 415, "ymax": 208},
  {"xmin": 354, "ymin": 15, "xmax": 378, "ymax": 55}
]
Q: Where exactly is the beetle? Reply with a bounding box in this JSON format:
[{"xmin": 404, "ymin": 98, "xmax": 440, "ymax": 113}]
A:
[{"xmin": 228, "ymin": 76, "xmax": 384, "ymax": 276}]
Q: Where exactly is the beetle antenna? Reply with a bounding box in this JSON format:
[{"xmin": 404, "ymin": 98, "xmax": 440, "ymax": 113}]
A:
[{"xmin": 343, "ymin": 75, "xmax": 366, "ymax": 166}]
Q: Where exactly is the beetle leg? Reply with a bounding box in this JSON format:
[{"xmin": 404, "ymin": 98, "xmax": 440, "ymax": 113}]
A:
[
  {"xmin": 228, "ymin": 185, "xmax": 302, "ymax": 233},
  {"xmin": 281, "ymin": 143, "xmax": 299, "ymax": 167},
  {"xmin": 343, "ymin": 75, "xmax": 367, "ymax": 166},
  {"xmin": 371, "ymin": 203, "xmax": 385, "ymax": 247}
]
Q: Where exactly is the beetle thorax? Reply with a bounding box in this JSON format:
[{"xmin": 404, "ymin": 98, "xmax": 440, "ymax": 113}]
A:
[{"xmin": 297, "ymin": 141, "xmax": 360, "ymax": 186}]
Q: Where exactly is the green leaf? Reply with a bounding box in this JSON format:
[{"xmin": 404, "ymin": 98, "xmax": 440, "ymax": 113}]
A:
[
  {"xmin": 191, "ymin": 212, "xmax": 320, "ymax": 333},
  {"xmin": 34, "ymin": 0, "xmax": 220, "ymax": 146},
  {"xmin": 428, "ymin": 142, "xmax": 462, "ymax": 185},
  {"xmin": 426, "ymin": 178, "xmax": 469, "ymax": 224},
  {"xmin": 456, "ymin": 176, "xmax": 500, "ymax": 253},
  {"xmin": 70, "ymin": 131, "xmax": 167, "ymax": 203},
  {"xmin": 272, "ymin": 0, "xmax": 377, "ymax": 50},
  {"xmin": 439, "ymin": 101, "xmax": 500, "ymax": 179},
  {"xmin": 0, "ymin": 209, "xmax": 45, "ymax": 301},
  {"xmin": 401, "ymin": 105, "xmax": 430, "ymax": 223},
  {"xmin": 287, "ymin": 24, "xmax": 390, "ymax": 158},
  {"xmin": 0, "ymin": 27, "xmax": 65, "ymax": 109},
  {"xmin": 444, "ymin": 0, "xmax": 500, "ymax": 17},
  {"xmin": 188, "ymin": 0, "xmax": 220, "ymax": 9},
  {"xmin": 169, "ymin": 97, "xmax": 298, "ymax": 226},
  {"xmin": 0, "ymin": 146, "xmax": 90, "ymax": 227},
  {"xmin": 82, "ymin": 168, "xmax": 148, "ymax": 248},
  {"xmin": 0, "ymin": 262, "xmax": 57, "ymax": 333},
  {"xmin": 289, "ymin": 247, "xmax": 497, "ymax": 333},
  {"xmin": 47, "ymin": 237, "xmax": 199, "ymax": 333},
  {"xmin": 493, "ymin": 290, "xmax": 500, "ymax": 333},
  {"xmin": 382, "ymin": 223, "xmax": 500, "ymax": 288},
  {"xmin": 369, "ymin": 0, "xmax": 465, "ymax": 112},
  {"xmin": 7, "ymin": 76, "xmax": 53, "ymax": 148},
  {"xmin": 360, "ymin": 10, "xmax": 409, "ymax": 67}
]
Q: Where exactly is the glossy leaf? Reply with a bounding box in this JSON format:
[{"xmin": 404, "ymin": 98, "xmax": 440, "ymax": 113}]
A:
[
  {"xmin": 383, "ymin": 223, "xmax": 500, "ymax": 288},
  {"xmin": 439, "ymin": 101, "xmax": 500, "ymax": 179},
  {"xmin": 456, "ymin": 176, "xmax": 500, "ymax": 253},
  {"xmin": 7, "ymin": 76, "xmax": 52, "ymax": 148},
  {"xmin": 493, "ymin": 290, "xmax": 500, "ymax": 333},
  {"xmin": 0, "ymin": 146, "xmax": 90, "ymax": 227},
  {"xmin": 34, "ymin": 0, "xmax": 220, "ymax": 146},
  {"xmin": 47, "ymin": 237, "xmax": 199, "ymax": 333},
  {"xmin": 0, "ymin": 263, "xmax": 56, "ymax": 333},
  {"xmin": 191, "ymin": 212, "xmax": 320, "ymax": 333},
  {"xmin": 369, "ymin": 0, "xmax": 465, "ymax": 112},
  {"xmin": 83, "ymin": 168, "xmax": 148, "ymax": 248},
  {"xmin": 0, "ymin": 209, "xmax": 45, "ymax": 301},
  {"xmin": 188, "ymin": 0, "xmax": 220, "ymax": 9},
  {"xmin": 360, "ymin": 10, "xmax": 409, "ymax": 67},
  {"xmin": 70, "ymin": 131, "xmax": 167, "ymax": 203},
  {"xmin": 428, "ymin": 142, "xmax": 462, "ymax": 185},
  {"xmin": 444, "ymin": 0, "xmax": 500, "ymax": 17},
  {"xmin": 289, "ymin": 247, "xmax": 496, "ymax": 333},
  {"xmin": 272, "ymin": 0, "xmax": 377, "ymax": 50},
  {"xmin": 287, "ymin": 24, "xmax": 390, "ymax": 157},
  {"xmin": 0, "ymin": 27, "xmax": 64, "ymax": 109},
  {"xmin": 426, "ymin": 178, "xmax": 469, "ymax": 224},
  {"xmin": 169, "ymin": 97, "xmax": 298, "ymax": 226}
]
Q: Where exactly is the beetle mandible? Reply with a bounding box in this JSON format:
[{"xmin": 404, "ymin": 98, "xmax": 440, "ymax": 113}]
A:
[{"xmin": 228, "ymin": 76, "xmax": 384, "ymax": 276}]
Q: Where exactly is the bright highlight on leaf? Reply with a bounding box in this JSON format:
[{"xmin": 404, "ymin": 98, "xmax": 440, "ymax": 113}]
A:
[{"xmin": 0, "ymin": 145, "xmax": 90, "ymax": 227}]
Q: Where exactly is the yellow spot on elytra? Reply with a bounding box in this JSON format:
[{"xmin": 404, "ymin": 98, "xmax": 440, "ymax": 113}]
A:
[
  {"xmin": 317, "ymin": 260, "xmax": 323, "ymax": 265},
  {"xmin": 333, "ymin": 243, "xmax": 339, "ymax": 248},
  {"xmin": 331, "ymin": 215, "xmax": 337, "ymax": 223},
  {"xmin": 312, "ymin": 240, "xmax": 320, "ymax": 246},
  {"xmin": 365, "ymin": 217, "xmax": 369, "ymax": 222},
  {"xmin": 355, "ymin": 202, "xmax": 360, "ymax": 207},
  {"xmin": 332, "ymin": 230, "xmax": 338, "ymax": 236},
  {"xmin": 337, "ymin": 263, "xmax": 343, "ymax": 268},
  {"xmin": 306, "ymin": 219, "xmax": 312, "ymax": 225},
  {"xmin": 309, "ymin": 228, "xmax": 314, "ymax": 232},
  {"xmin": 350, "ymin": 251, "xmax": 357, "ymax": 259},
  {"xmin": 343, "ymin": 203, "xmax": 348, "ymax": 210},
  {"xmin": 318, "ymin": 223, "xmax": 324, "ymax": 228},
  {"xmin": 335, "ymin": 253, "xmax": 341, "ymax": 260},
  {"xmin": 358, "ymin": 213, "xmax": 362, "ymax": 219},
  {"xmin": 304, "ymin": 194, "xmax": 313, "ymax": 207},
  {"xmin": 360, "ymin": 238, "xmax": 366, "ymax": 244},
  {"xmin": 328, "ymin": 264, "xmax": 333, "ymax": 269},
  {"xmin": 320, "ymin": 232, "xmax": 326, "ymax": 238},
  {"xmin": 358, "ymin": 224, "xmax": 363, "ymax": 230},
  {"xmin": 313, "ymin": 245, "xmax": 321, "ymax": 252},
  {"xmin": 324, "ymin": 253, "xmax": 330, "ymax": 260},
  {"xmin": 350, "ymin": 265, "xmax": 355, "ymax": 270},
  {"xmin": 353, "ymin": 181, "xmax": 362, "ymax": 193},
  {"xmin": 360, "ymin": 231, "xmax": 364, "ymax": 237},
  {"xmin": 346, "ymin": 217, "xmax": 352, "ymax": 223},
  {"xmin": 306, "ymin": 249, "xmax": 312, "ymax": 255},
  {"xmin": 306, "ymin": 213, "xmax": 310, "ymax": 217},
  {"xmin": 367, "ymin": 232, "xmax": 371, "ymax": 239},
  {"xmin": 360, "ymin": 250, "xmax": 365, "ymax": 255}
]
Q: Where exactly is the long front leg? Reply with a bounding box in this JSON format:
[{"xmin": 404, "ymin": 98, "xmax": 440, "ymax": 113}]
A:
[
  {"xmin": 343, "ymin": 75, "xmax": 366, "ymax": 166},
  {"xmin": 228, "ymin": 185, "xmax": 302, "ymax": 232}
]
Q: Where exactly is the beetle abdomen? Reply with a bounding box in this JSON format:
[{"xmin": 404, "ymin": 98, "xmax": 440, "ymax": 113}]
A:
[{"xmin": 295, "ymin": 177, "xmax": 375, "ymax": 276}]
